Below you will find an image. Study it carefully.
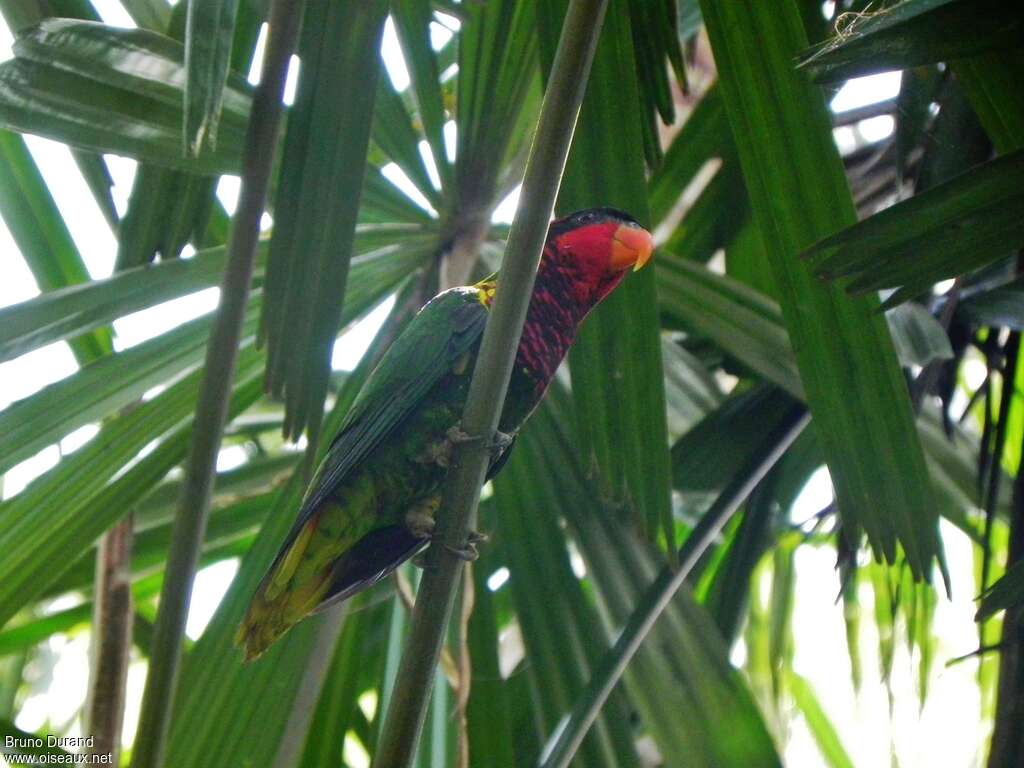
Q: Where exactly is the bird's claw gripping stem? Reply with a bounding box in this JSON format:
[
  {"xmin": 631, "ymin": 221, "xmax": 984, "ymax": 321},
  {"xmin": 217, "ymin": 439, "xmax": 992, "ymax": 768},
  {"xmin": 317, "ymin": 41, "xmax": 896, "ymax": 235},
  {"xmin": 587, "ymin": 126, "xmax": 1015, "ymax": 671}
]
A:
[
  {"xmin": 412, "ymin": 530, "xmax": 488, "ymax": 566},
  {"xmin": 445, "ymin": 425, "xmax": 514, "ymax": 459},
  {"xmin": 405, "ymin": 499, "xmax": 439, "ymax": 539},
  {"xmin": 445, "ymin": 425, "xmax": 476, "ymax": 445},
  {"xmin": 444, "ymin": 530, "xmax": 488, "ymax": 562}
]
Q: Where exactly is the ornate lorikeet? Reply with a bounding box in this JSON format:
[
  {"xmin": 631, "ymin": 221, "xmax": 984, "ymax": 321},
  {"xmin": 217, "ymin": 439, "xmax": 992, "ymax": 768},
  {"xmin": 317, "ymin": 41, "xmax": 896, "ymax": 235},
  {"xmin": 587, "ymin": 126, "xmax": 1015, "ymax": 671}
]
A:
[{"xmin": 237, "ymin": 208, "xmax": 653, "ymax": 660}]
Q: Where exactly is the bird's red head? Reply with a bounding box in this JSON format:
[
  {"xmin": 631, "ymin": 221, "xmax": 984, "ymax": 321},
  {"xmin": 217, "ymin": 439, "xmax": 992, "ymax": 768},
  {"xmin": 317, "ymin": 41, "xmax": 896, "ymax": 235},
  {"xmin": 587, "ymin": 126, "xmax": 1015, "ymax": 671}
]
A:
[
  {"xmin": 511, "ymin": 208, "xmax": 653, "ymax": 391},
  {"xmin": 544, "ymin": 208, "xmax": 653, "ymax": 310}
]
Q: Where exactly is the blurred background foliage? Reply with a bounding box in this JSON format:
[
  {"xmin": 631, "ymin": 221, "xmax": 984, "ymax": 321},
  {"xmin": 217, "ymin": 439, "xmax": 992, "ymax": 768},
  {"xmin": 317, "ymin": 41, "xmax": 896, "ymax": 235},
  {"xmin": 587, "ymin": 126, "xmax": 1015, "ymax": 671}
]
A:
[{"xmin": 0, "ymin": 0, "xmax": 1021, "ymax": 766}]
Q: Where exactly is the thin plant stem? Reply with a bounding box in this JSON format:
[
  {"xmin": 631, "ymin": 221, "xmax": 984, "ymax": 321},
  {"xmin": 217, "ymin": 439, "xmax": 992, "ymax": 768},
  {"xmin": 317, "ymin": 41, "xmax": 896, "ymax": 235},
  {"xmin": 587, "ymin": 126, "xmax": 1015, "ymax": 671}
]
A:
[
  {"xmin": 85, "ymin": 316, "xmax": 142, "ymax": 764},
  {"xmin": 987, "ymin": 425, "xmax": 1024, "ymax": 766},
  {"xmin": 538, "ymin": 410, "xmax": 811, "ymax": 768},
  {"xmin": 129, "ymin": 5, "xmax": 304, "ymax": 767},
  {"xmin": 982, "ymin": 331, "xmax": 1019, "ymax": 593},
  {"xmin": 85, "ymin": 514, "xmax": 133, "ymax": 764},
  {"xmin": 370, "ymin": 1, "xmax": 609, "ymax": 765}
]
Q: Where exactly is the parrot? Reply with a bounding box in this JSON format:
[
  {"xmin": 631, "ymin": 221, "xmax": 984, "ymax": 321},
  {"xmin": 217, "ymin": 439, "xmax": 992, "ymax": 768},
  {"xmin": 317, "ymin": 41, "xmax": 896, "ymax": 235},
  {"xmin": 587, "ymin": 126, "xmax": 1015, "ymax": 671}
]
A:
[{"xmin": 236, "ymin": 207, "xmax": 653, "ymax": 661}]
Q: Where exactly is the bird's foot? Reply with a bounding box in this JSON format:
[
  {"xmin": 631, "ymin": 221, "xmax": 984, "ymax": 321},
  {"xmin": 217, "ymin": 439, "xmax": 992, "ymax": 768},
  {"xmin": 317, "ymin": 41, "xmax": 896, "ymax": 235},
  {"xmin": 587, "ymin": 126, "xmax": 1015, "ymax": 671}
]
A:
[
  {"xmin": 445, "ymin": 425, "xmax": 478, "ymax": 445},
  {"xmin": 419, "ymin": 440, "xmax": 453, "ymax": 468},
  {"xmin": 446, "ymin": 425, "xmax": 515, "ymax": 459},
  {"xmin": 445, "ymin": 530, "xmax": 489, "ymax": 562},
  {"xmin": 405, "ymin": 498, "xmax": 439, "ymax": 539},
  {"xmin": 417, "ymin": 425, "xmax": 508, "ymax": 469}
]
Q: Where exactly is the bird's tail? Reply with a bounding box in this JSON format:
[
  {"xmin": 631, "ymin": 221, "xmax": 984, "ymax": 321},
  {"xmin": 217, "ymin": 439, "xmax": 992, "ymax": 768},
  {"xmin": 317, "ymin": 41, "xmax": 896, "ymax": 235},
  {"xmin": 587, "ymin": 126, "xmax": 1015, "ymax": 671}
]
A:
[{"xmin": 234, "ymin": 514, "xmax": 333, "ymax": 663}]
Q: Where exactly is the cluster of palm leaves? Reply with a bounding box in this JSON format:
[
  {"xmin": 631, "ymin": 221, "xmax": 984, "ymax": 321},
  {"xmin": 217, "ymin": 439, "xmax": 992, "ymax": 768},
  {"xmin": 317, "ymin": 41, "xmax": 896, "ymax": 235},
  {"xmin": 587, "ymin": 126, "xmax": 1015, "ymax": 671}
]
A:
[{"xmin": 0, "ymin": 0, "xmax": 1021, "ymax": 766}]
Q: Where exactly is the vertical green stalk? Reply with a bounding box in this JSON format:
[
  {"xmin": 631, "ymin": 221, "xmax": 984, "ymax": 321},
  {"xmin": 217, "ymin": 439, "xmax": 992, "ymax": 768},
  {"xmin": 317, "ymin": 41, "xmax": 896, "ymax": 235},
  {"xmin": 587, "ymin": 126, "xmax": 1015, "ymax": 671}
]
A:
[
  {"xmin": 129, "ymin": 5, "xmax": 304, "ymax": 767},
  {"xmin": 370, "ymin": 1, "xmax": 609, "ymax": 765}
]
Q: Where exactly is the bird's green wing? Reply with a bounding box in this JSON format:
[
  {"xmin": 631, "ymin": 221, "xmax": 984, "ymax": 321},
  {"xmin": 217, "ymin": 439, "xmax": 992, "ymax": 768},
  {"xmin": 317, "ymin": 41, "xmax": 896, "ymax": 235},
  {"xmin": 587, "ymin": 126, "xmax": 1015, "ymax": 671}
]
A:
[{"xmin": 299, "ymin": 286, "xmax": 488, "ymax": 517}]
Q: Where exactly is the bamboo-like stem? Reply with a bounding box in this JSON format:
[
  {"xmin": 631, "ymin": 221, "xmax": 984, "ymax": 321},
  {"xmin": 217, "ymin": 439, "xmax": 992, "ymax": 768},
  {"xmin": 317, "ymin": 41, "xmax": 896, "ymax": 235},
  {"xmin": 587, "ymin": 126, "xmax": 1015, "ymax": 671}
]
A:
[
  {"xmin": 538, "ymin": 410, "xmax": 811, "ymax": 768},
  {"xmin": 85, "ymin": 514, "xmax": 133, "ymax": 764},
  {"xmin": 454, "ymin": 565, "xmax": 475, "ymax": 768},
  {"xmin": 129, "ymin": 5, "xmax": 303, "ymax": 767},
  {"xmin": 84, "ymin": 326, "xmax": 140, "ymax": 763},
  {"xmin": 370, "ymin": 2, "xmax": 609, "ymax": 765}
]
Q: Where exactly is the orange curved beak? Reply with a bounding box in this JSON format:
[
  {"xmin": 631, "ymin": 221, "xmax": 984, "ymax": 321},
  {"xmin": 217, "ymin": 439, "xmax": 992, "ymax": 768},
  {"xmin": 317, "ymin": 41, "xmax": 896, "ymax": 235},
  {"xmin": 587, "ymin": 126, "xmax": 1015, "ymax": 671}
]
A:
[{"xmin": 610, "ymin": 224, "xmax": 654, "ymax": 272}]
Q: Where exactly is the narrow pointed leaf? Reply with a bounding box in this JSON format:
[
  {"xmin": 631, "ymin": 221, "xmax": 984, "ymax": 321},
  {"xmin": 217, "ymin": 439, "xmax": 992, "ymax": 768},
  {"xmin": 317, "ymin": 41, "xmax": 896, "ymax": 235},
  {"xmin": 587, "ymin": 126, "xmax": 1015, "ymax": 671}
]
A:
[
  {"xmin": 0, "ymin": 305, "xmax": 258, "ymax": 475},
  {"xmin": 661, "ymin": 337, "xmax": 722, "ymax": 439},
  {"xmin": 797, "ymin": 0, "xmax": 1023, "ymax": 83},
  {"xmin": 0, "ymin": 233, "xmax": 420, "ymax": 364},
  {"xmin": 14, "ymin": 19, "xmax": 251, "ymax": 123},
  {"xmin": 539, "ymin": 0, "xmax": 673, "ymax": 551},
  {"xmin": 531, "ymin": 387, "xmax": 796, "ymax": 768},
  {"xmin": 493, "ymin": 442, "xmax": 641, "ymax": 768},
  {"xmin": 673, "ymin": 384, "xmax": 805, "ymax": 501},
  {"xmin": 184, "ymin": 0, "xmax": 241, "ymax": 155},
  {"xmin": 132, "ymin": 454, "xmax": 297, "ymax": 533},
  {"xmin": 361, "ymin": 167, "xmax": 438, "ymax": 224},
  {"xmin": 700, "ymin": 0, "xmax": 942, "ymax": 579},
  {"xmin": 977, "ymin": 559, "xmax": 1024, "ymax": 621},
  {"xmin": 0, "ymin": 129, "xmax": 111, "ymax": 363},
  {"xmin": 703, "ymin": 434, "xmax": 823, "ymax": 645},
  {"xmin": 806, "ymin": 151, "xmax": 1024, "ymax": 303},
  {"xmin": 454, "ymin": 0, "xmax": 539, "ymax": 213},
  {"xmin": 665, "ymin": 253, "xmax": 982, "ymax": 545},
  {"xmin": 647, "ymin": 85, "xmax": 727, "ymax": 225},
  {"xmin": 70, "ymin": 149, "xmax": 119, "ymax": 229},
  {"xmin": 120, "ymin": 0, "xmax": 173, "ymax": 32},
  {"xmin": 465, "ymin": 556, "xmax": 516, "ymax": 768},
  {"xmin": 163, "ymin": 301, "xmax": 406, "ymax": 768},
  {"xmin": 0, "ymin": 351, "xmax": 264, "ymax": 628},
  {"xmin": 0, "ymin": 242, "xmax": 249, "ymax": 363},
  {"xmin": 952, "ymin": 49, "xmax": 1024, "ymax": 154},
  {"xmin": 392, "ymin": 0, "xmax": 452, "ymax": 192},
  {"xmin": 116, "ymin": 165, "xmax": 220, "ymax": 267},
  {"xmin": 787, "ymin": 672, "xmax": 856, "ymax": 768},
  {"xmin": 298, "ymin": 603, "xmax": 384, "ymax": 768},
  {"xmin": 0, "ymin": 579, "xmax": 163, "ymax": 656},
  {"xmin": 165, "ymin": 470, "xmax": 327, "ymax": 767},
  {"xmin": 373, "ymin": 76, "xmax": 443, "ymax": 209},
  {"xmin": 0, "ymin": 604, "xmax": 92, "ymax": 656},
  {"xmin": 0, "ymin": 20, "xmax": 252, "ymax": 173},
  {"xmin": 0, "ymin": 237, "xmax": 414, "ymax": 479},
  {"xmin": 49, "ymin": 493, "xmax": 274, "ymax": 601},
  {"xmin": 513, "ymin": 385, "xmax": 779, "ymax": 766},
  {"xmin": 657, "ymin": 256, "xmax": 803, "ymax": 398},
  {"xmin": 661, "ymin": 162, "xmax": 747, "ymax": 265},
  {"xmin": 261, "ymin": 0, "xmax": 389, "ymax": 441}
]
